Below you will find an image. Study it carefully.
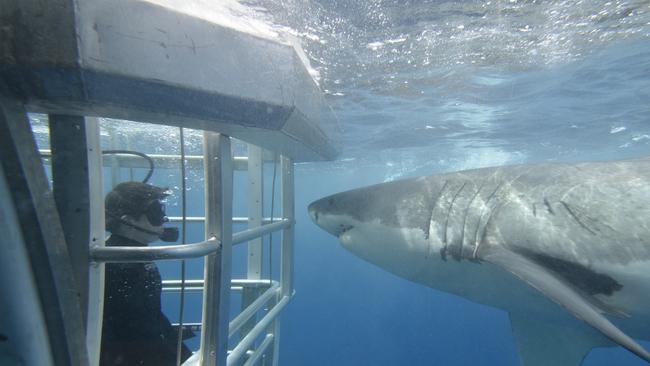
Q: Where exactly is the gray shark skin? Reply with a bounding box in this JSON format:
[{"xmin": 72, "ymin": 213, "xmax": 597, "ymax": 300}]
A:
[{"xmin": 308, "ymin": 157, "xmax": 650, "ymax": 366}]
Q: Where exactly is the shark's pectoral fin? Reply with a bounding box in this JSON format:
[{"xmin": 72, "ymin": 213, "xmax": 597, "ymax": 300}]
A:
[
  {"xmin": 509, "ymin": 312, "xmax": 602, "ymax": 366},
  {"xmin": 483, "ymin": 248, "xmax": 650, "ymax": 363}
]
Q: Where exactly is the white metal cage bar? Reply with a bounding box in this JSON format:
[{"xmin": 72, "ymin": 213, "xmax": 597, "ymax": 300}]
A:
[
  {"xmin": 247, "ymin": 144, "xmax": 263, "ymax": 281},
  {"xmin": 40, "ymin": 150, "xmax": 251, "ymax": 172},
  {"xmin": 200, "ymin": 132, "xmax": 233, "ymax": 366},
  {"xmin": 85, "ymin": 117, "xmax": 106, "ymax": 366}
]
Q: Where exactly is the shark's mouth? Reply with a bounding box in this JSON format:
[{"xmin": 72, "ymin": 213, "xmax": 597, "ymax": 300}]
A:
[{"xmin": 336, "ymin": 224, "xmax": 355, "ymax": 237}]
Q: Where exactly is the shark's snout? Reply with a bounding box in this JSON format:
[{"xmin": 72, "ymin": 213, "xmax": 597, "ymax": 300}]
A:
[
  {"xmin": 307, "ymin": 202, "xmax": 319, "ymax": 224},
  {"xmin": 308, "ymin": 197, "xmax": 354, "ymax": 238},
  {"xmin": 308, "ymin": 195, "xmax": 336, "ymax": 224}
]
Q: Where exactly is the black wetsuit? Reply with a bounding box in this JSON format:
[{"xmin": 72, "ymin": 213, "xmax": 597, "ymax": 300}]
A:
[{"xmin": 100, "ymin": 235, "xmax": 192, "ymax": 366}]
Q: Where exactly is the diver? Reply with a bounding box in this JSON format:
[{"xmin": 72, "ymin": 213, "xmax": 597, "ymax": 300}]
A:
[{"xmin": 100, "ymin": 181, "xmax": 192, "ymax": 366}]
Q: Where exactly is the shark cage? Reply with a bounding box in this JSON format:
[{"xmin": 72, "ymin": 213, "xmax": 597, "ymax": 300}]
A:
[{"xmin": 0, "ymin": 1, "xmax": 339, "ymax": 366}]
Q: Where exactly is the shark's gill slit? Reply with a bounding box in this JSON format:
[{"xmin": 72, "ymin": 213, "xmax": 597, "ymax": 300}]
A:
[
  {"xmin": 472, "ymin": 182, "xmax": 503, "ymax": 259},
  {"xmin": 460, "ymin": 181, "xmax": 485, "ymax": 258},
  {"xmin": 443, "ymin": 182, "xmax": 467, "ymax": 261},
  {"xmin": 426, "ymin": 180, "xmax": 448, "ymax": 258},
  {"xmin": 544, "ymin": 197, "xmax": 555, "ymax": 215},
  {"xmin": 560, "ymin": 201, "xmax": 597, "ymax": 235}
]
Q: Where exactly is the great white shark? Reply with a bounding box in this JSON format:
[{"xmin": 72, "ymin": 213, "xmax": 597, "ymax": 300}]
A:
[{"xmin": 308, "ymin": 157, "xmax": 650, "ymax": 366}]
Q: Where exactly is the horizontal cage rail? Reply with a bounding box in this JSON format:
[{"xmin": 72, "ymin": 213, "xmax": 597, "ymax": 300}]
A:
[
  {"xmin": 232, "ymin": 219, "xmax": 292, "ymax": 245},
  {"xmin": 242, "ymin": 334, "xmax": 274, "ymax": 366},
  {"xmin": 39, "ymin": 149, "xmax": 268, "ymax": 171},
  {"xmin": 168, "ymin": 216, "xmax": 284, "ymax": 224},
  {"xmin": 90, "ymin": 238, "xmax": 220, "ymax": 263},
  {"xmin": 90, "ymin": 219, "xmax": 291, "ymax": 263},
  {"xmin": 163, "ymin": 278, "xmax": 273, "ymax": 291},
  {"xmin": 228, "ymin": 295, "xmax": 291, "ymax": 366}
]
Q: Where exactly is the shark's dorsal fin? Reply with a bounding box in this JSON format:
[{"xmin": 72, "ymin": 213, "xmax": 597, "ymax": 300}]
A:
[
  {"xmin": 509, "ymin": 312, "xmax": 603, "ymax": 366},
  {"xmin": 484, "ymin": 248, "xmax": 650, "ymax": 363}
]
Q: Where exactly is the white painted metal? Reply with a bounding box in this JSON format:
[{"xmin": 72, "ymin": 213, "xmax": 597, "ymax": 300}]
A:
[
  {"xmin": 232, "ymin": 220, "xmax": 292, "ymax": 246},
  {"xmin": 229, "ymin": 282, "xmax": 279, "ymax": 338},
  {"xmin": 241, "ymin": 143, "xmax": 266, "ymax": 364},
  {"xmin": 280, "ymin": 155, "xmax": 295, "ymax": 298},
  {"xmin": 242, "ymin": 334, "xmax": 275, "ymax": 366},
  {"xmin": 162, "ymin": 279, "xmax": 206, "ymax": 292},
  {"xmin": 226, "ymin": 295, "xmax": 291, "ymax": 366},
  {"xmin": 168, "ymin": 216, "xmax": 283, "ymax": 224},
  {"xmin": 3, "ymin": 1, "xmax": 340, "ymax": 161},
  {"xmin": 85, "ymin": 117, "xmax": 106, "ymax": 366},
  {"xmin": 0, "ymin": 125, "xmax": 54, "ymax": 366},
  {"xmin": 40, "ymin": 150, "xmax": 250, "ymax": 171},
  {"xmin": 162, "ymin": 279, "xmax": 273, "ymax": 293},
  {"xmin": 90, "ymin": 238, "xmax": 220, "ymax": 263},
  {"xmin": 247, "ymin": 144, "xmax": 263, "ymax": 280},
  {"xmin": 200, "ymin": 132, "xmax": 233, "ymax": 366},
  {"xmin": 269, "ymin": 155, "xmax": 295, "ymax": 366},
  {"xmin": 0, "ymin": 99, "xmax": 89, "ymax": 366}
]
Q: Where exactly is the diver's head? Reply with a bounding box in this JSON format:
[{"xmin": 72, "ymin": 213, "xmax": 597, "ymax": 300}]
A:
[{"xmin": 105, "ymin": 182, "xmax": 179, "ymax": 244}]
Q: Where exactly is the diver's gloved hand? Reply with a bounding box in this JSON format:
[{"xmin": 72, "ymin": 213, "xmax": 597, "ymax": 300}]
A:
[{"xmin": 160, "ymin": 227, "xmax": 179, "ymax": 242}]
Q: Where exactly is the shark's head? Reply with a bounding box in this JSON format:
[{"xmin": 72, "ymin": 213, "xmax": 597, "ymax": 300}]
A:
[{"xmin": 308, "ymin": 177, "xmax": 442, "ymax": 279}]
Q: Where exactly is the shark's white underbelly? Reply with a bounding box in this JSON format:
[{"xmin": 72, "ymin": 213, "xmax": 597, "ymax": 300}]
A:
[{"xmin": 343, "ymin": 221, "xmax": 650, "ymax": 341}]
